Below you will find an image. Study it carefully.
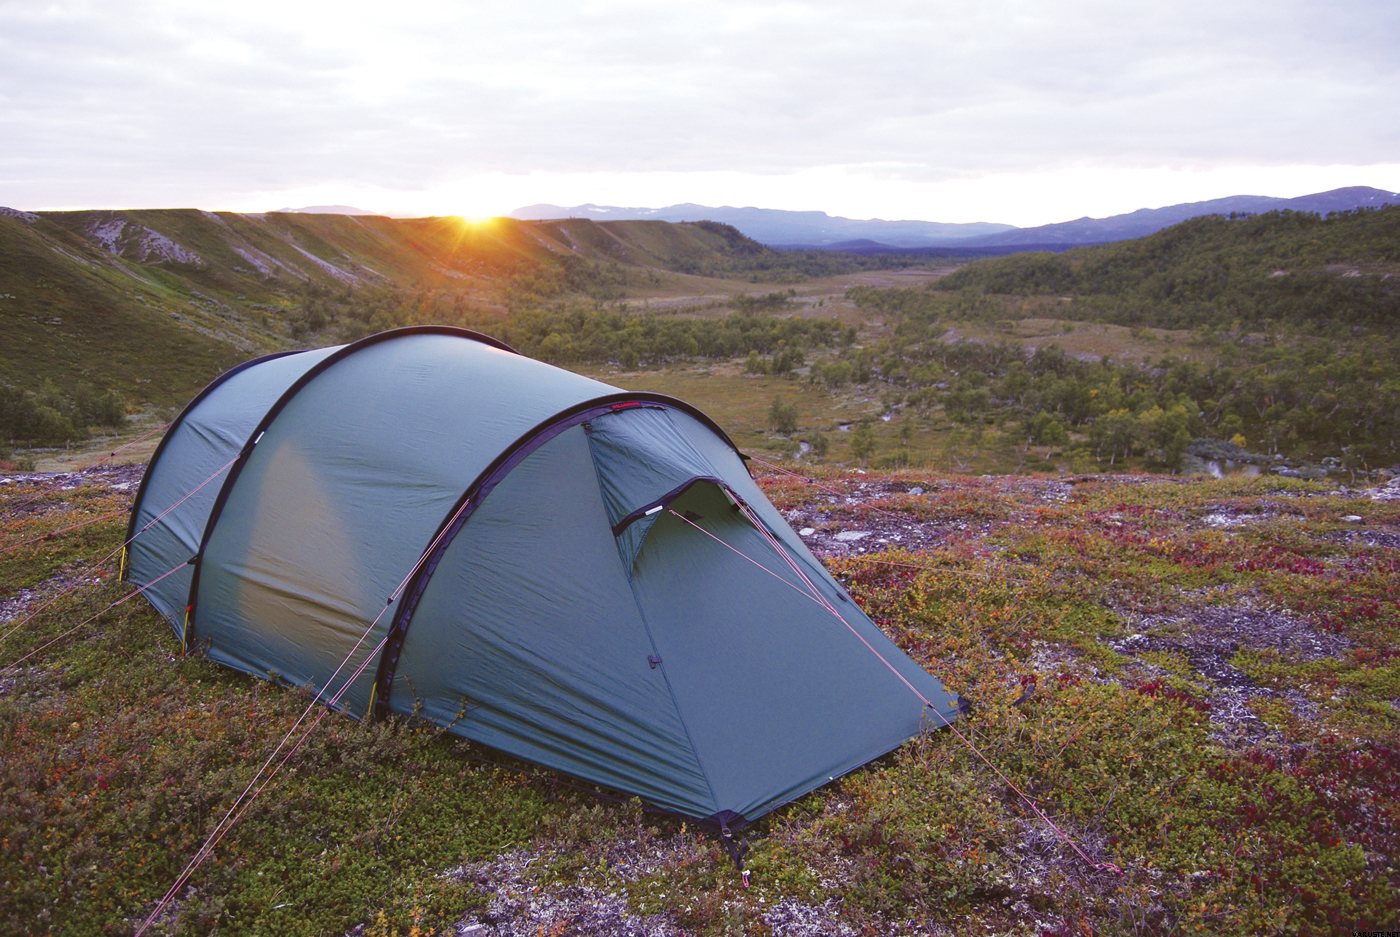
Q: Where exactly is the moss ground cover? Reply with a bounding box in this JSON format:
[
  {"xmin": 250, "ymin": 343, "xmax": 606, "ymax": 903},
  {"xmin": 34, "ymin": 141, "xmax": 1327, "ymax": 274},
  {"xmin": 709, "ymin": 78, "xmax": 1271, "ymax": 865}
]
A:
[{"xmin": 1, "ymin": 464, "xmax": 1396, "ymax": 934}]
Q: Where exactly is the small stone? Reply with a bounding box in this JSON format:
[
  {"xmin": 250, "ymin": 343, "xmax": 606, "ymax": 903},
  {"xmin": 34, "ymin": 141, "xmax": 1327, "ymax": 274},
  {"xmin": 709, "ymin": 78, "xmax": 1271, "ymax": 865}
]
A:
[
  {"xmin": 834, "ymin": 531, "xmax": 871, "ymax": 542},
  {"xmin": 799, "ymin": 527, "xmax": 816, "ymax": 537},
  {"xmin": 908, "ymin": 486, "xmax": 925, "ymax": 495},
  {"xmin": 1341, "ymin": 515, "xmax": 1363, "ymax": 523}
]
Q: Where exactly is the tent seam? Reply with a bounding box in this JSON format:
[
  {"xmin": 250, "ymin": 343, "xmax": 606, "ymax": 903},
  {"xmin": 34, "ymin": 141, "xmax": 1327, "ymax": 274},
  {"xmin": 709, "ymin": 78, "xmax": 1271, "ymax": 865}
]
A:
[
  {"xmin": 369, "ymin": 395, "xmax": 743, "ymax": 722},
  {"xmin": 583, "ymin": 420, "xmax": 726, "ymax": 819},
  {"xmin": 121, "ymin": 349, "xmax": 299, "ymax": 580},
  {"xmin": 180, "ymin": 326, "xmax": 517, "ymax": 650}
]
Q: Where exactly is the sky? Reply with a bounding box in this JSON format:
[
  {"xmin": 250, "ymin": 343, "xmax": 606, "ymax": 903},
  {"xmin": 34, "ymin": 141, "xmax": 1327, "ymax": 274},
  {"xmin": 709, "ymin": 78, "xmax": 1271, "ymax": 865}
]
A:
[{"xmin": 2, "ymin": 0, "xmax": 1398, "ymax": 227}]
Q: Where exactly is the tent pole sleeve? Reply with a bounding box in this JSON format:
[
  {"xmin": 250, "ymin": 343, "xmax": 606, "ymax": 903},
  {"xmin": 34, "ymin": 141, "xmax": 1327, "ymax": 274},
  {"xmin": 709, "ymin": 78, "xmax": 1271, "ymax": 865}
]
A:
[
  {"xmin": 179, "ymin": 326, "xmax": 520, "ymax": 644},
  {"xmin": 370, "ymin": 395, "xmax": 732, "ymax": 720}
]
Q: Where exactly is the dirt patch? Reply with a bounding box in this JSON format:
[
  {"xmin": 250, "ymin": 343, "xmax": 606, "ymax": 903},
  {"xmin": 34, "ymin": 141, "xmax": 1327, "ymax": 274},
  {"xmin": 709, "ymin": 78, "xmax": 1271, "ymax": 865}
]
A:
[
  {"xmin": 761, "ymin": 899, "xmax": 863, "ymax": 937},
  {"xmin": 0, "ymin": 574, "xmax": 106, "ymax": 628},
  {"xmin": 1, "ymin": 463, "xmax": 143, "ymax": 638},
  {"xmin": 446, "ymin": 850, "xmax": 680, "ymax": 937},
  {"xmin": 1325, "ymin": 528, "xmax": 1400, "ymax": 550},
  {"xmin": 407, "ymin": 831, "xmax": 890, "ymax": 937},
  {"xmin": 0, "ymin": 463, "xmax": 145, "ymax": 501},
  {"xmin": 1110, "ymin": 600, "xmax": 1350, "ymax": 745},
  {"xmin": 777, "ymin": 477, "xmax": 1055, "ymax": 556},
  {"xmin": 1363, "ymin": 478, "xmax": 1400, "ymax": 502}
]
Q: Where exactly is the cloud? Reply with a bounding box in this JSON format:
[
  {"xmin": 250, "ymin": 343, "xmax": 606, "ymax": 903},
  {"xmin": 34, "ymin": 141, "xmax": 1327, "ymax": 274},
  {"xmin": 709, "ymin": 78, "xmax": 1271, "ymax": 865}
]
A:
[{"xmin": 2, "ymin": 0, "xmax": 1397, "ymax": 218}]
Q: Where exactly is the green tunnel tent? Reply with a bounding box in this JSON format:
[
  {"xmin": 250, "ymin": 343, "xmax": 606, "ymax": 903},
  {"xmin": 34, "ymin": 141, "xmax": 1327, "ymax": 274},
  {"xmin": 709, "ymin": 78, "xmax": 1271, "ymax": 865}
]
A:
[{"xmin": 124, "ymin": 327, "xmax": 960, "ymax": 826}]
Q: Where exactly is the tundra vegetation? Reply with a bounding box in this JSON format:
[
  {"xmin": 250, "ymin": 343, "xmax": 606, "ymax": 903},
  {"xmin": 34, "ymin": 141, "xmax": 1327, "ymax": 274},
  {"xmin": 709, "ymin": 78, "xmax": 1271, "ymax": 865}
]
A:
[{"xmin": 1, "ymin": 466, "xmax": 1396, "ymax": 934}]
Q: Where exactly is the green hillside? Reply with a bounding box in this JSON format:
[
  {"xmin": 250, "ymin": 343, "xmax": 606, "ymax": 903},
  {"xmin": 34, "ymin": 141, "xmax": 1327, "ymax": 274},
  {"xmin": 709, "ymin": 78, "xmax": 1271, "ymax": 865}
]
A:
[
  {"xmin": 937, "ymin": 207, "xmax": 1400, "ymax": 329},
  {"xmin": 810, "ymin": 208, "xmax": 1400, "ymax": 470},
  {"xmin": 0, "ymin": 209, "xmax": 812, "ymax": 412},
  {"xmin": 0, "ymin": 213, "xmax": 249, "ymax": 406}
]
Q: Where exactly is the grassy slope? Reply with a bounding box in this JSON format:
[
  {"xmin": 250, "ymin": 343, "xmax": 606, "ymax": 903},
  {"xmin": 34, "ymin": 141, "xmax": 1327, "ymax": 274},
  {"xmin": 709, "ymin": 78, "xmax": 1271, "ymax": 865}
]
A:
[
  {"xmin": 935, "ymin": 206, "xmax": 1400, "ymax": 325},
  {"xmin": 1, "ymin": 466, "xmax": 1395, "ymax": 935},
  {"xmin": 0, "ymin": 216, "xmax": 247, "ymax": 405},
  {"xmin": 0, "ymin": 211, "xmax": 785, "ymax": 409}
]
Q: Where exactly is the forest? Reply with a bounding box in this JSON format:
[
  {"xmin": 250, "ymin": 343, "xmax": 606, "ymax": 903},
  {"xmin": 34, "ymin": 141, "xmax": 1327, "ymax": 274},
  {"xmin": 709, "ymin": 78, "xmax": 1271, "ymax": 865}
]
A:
[
  {"xmin": 841, "ymin": 207, "xmax": 1399, "ymax": 469},
  {"xmin": 0, "ymin": 380, "xmax": 126, "ymax": 455},
  {"xmin": 813, "ymin": 282, "xmax": 1399, "ymax": 470},
  {"xmin": 935, "ymin": 207, "xmax": 1400, "ymax": 330},
  {"xmin": 482, "ymin": 207, "xmax": 1398, "ymax": 472}
]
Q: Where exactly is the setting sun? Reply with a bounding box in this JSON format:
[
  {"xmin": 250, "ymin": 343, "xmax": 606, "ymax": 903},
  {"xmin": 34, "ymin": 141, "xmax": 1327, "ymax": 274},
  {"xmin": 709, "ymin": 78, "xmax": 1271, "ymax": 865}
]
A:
[{"xmin": 449, "ymin": 213, "xmax": 502, "ymax": 226}]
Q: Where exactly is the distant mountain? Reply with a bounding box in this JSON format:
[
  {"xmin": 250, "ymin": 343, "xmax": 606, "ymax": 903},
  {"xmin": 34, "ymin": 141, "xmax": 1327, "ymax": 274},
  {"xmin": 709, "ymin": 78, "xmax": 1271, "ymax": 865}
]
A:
[
  {"xmin": 965, "ymin": 186, "xmax": 1400, "ymax": 248},
  {"xmin": 516, "ymin": 187, "xmax": 1400, "ymax": 251},
  {"xmin": 274, "ymin": 205, "xmax": 384, "ymax": 216},
  {"xmin": 510, "ymin": 203, "xmax": 1015, "ymax": 248}
]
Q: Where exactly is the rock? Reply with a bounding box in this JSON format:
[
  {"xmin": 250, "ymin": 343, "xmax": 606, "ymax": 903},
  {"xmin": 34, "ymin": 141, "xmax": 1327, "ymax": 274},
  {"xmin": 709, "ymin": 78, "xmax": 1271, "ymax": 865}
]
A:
[
  {"xmin": 1366, "ymin": 478, "xmax": 1400, "ymax": 502},
  {"xmin": 834, "ymin": 531, "xmax": 871, "ymax": 542},
  {"xmin": 1341, "ymin": 515, "xmax": 1363, "ymax": 523},
  {"xmin": 0, "ymin": 206, "xmax": 39, "ymax": 223},
  {"xmin": 908, "ymin": 486, "xmax": 925, "ymax": 495},
  {"xmin": 799, "ymin": 527, "xmax": 815, "ymax": 537}
]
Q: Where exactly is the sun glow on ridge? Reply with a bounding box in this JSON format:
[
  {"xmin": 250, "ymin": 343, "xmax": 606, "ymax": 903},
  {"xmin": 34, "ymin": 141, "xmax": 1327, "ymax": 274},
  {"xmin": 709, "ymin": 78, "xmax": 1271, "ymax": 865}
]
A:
[{"xmin": 449, "ymin": 213, "xmax": 501, "ymax": 226}]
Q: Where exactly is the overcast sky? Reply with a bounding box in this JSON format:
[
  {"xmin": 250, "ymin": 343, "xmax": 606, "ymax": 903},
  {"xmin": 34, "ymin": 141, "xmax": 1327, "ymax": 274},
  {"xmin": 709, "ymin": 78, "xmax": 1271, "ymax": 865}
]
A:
[{"xmin": 2, "ymin": 0, "xmax": 1397, "ymax": 226}]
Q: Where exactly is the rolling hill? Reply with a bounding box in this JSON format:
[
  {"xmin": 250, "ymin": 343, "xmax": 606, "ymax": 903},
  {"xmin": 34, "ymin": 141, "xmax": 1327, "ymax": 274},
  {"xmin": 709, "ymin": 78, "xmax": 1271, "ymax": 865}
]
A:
[
  {"xmin": 935, "ymin": 203, "xmax": 1400, "ymax": 329},
  {"xmin": 6, "ymin": 202, "xmax": 1398, "ymax": 469},
  {"xmin": 0, "ymin": 209, "xmax": 791, "ymax": 407}
]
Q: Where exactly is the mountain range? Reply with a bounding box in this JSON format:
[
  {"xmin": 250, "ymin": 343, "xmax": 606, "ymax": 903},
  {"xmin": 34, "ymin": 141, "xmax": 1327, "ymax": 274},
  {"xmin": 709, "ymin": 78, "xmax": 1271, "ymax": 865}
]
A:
[
  {"xmin": 507, "ymin": 186, "xmax": 1400, "ymax": 251},
  {"xmin": 507, "ymin": 202, "xmax": 1015, "ymax": 248}
]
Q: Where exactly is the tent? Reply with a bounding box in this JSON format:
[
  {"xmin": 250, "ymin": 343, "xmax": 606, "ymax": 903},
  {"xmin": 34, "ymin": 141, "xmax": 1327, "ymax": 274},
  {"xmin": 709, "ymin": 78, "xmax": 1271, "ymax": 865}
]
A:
[{"xmin": 124, "ymin": 326, "xmax": 959, "ymax": 827}]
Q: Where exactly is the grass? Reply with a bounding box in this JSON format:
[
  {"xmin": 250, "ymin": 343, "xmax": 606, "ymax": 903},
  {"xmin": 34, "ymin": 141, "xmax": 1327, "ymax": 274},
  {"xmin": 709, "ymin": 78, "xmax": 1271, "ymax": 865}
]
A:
[
  {"xmin": 577, "ymin": 359, "xmax": 1070, "ymax": 474},
  {"xmin": 580, "ymin": 360, "xmax": 871, "ymax": 456},
  {"xmin": 2, "ymin": 460, "xmax": 1396, "ymax": 934},
  {"xmin": 947, "ymin": 314, "xmax": 1218, "ymax": 367}
]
